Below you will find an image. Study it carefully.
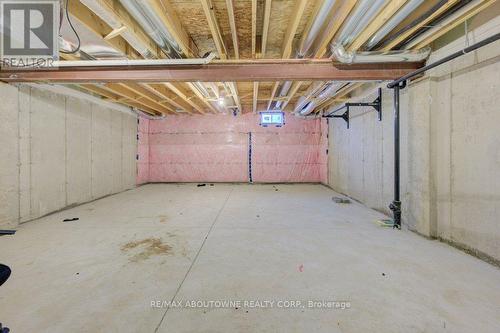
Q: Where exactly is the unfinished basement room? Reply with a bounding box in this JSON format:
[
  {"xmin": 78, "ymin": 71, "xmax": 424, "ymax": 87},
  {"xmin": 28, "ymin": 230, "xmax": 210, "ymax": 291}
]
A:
[{"xmin": 1, "ymin": 0, "xmax": 500, "ymax": 332}]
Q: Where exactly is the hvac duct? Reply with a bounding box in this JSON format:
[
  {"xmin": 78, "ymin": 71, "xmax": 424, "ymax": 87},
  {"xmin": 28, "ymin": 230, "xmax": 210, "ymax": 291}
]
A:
[
  {"xmin": 297, "ymin": 0, "xmax": 338, "ymax": 57},
  {"xmin": 291, "ymin": 0, "xmax": 386, "ymax": 116},
  {"xmin": 335, "ymin": 0, "xmax": 388, "ymax": 46},
  {"xmin": 119, "ymin": 0, "xmax": 184, "ymax": 58},
  {"xmin": 366, "ymin": 0, "xmax": 426, "ymax": 49},
  {"xmin": 272, "ymin": 0, "xmax": 337, "ymax": 110},
  {"xmin": 331, "ymin": 43, "xmax": 430, "ymax": 63},
  {"xmin": 294, "ymin": 82, "xmax": 344, "ymax": 116},
  {"xmin": 79, "ymin": 0, "xmax": 154, "ymax": 58}
]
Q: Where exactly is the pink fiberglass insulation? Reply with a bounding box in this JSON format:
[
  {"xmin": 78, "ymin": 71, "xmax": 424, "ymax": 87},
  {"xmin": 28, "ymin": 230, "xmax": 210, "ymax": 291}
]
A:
[
  {"xmin": 137, "ymin": 113, "xmax": 328, "ymax": 183},
  {"xmin": 137, "ymin": 117, "xmax": 149, "ymax": 184}
]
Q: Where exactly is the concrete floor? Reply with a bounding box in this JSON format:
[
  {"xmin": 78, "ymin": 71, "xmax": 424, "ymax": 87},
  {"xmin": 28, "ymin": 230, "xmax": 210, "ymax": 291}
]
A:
[{"xmin": 0, "ymin": 184, "xmax": 499, "ymax": 332}]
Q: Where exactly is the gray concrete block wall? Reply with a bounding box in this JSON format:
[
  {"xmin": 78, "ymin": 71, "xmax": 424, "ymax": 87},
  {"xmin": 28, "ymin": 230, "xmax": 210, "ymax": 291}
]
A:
[
  {"xmin": 327, "ymin": 21, "xmax": 500, "ymax": 262},
  {"xmin": 0, "ymin": 84, "xmax": 137, "ymax": 228}
]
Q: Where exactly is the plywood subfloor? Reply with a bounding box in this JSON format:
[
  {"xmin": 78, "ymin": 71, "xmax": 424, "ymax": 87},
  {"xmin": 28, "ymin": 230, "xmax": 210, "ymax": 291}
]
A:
[{"xmin": 1, "ymin": 184, "xmax": 499, "ymax": 332}]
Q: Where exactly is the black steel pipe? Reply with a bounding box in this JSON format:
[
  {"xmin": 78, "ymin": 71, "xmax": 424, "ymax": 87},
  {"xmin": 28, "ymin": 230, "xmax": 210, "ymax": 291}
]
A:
[
  {"xmin": 389, "ymin": 81, "xmax": 405, "ymax": 229},
  {"xmin": 387, "ymin": 32, "xmax": 500, "ymax": 88},
  {"xmin": 386, "ymin": 32, "xmax": 500, "ymax": 229}
]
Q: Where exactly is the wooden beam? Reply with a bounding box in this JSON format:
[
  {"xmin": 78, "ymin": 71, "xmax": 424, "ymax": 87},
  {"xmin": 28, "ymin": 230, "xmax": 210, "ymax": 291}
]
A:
[
  {"xmin": 267, "ymin": 82, "xmax": 279, "ymax": 111},
  {"xmin": 348, "ymin": 0, "xmax": 410, "ymax": 51},
  {"xmin": 226, "ymin": 0, "xmax": 239, "ymax": 59},
  {"xmin": 79, "ymin": 84, "xmax": 161, "ymax": 115},
  {"xmin": 382, "ymin": 0, "xmax": 461, "ymax": 51},
  {"xmin": 281, "ymin": 0, "xmax": 308, "ymax": 58},
  {"xmin": 1, "ymin": 60, "xmax": 422, "ymax": 83},
  {"xmin": 186, "ymin": 82, "xmax": 218, "ymax": 113},
  {"xmin": 261, "ymin": 0, "xmax": 272, "ymax": 56},
  {"xmin": 251, "ymin": 0, "xmax": 257, "ymax": 57},
  {"xmin": 407, "ymin": 0, "xmax": 496, "ymax": 49},
  {"xmin": 200, "ymin": 0, "xmax": 228, "ymax": 59},
  {"xmin": 144, "ymin": 83, "xmax": 194, "ymax": 113},
  {"xmin": 252, "ymin": 82, "xmax": 258, "ymax": 113},
  {"xmin": 280, "ymin": 81, "xmax": 302, "ymax": 111},
  {"xmin": 103, "ymin": 25, "xmax": 127, "ymax": 40},
  {"xmin": 103, "ymin": 83, "xmax": 173, "ymax": 114},
  {"xmin": 163, "ymin": 83, "xmax": 206, "ymax": 114},
  {"xmin": 146, "ymin": 0, "xmax": 196, "ymax": 56},
  {"xmin": 79, "ymin": 0, "xmax": 164, "ymax": 58},
  {"xmin": 68, "ymin": 0, "xmax": 139, "ymax": 59}
]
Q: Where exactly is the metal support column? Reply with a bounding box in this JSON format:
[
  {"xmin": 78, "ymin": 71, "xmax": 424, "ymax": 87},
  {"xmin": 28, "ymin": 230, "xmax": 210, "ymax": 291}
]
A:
[{"xmin": 389, "ymin": 81, "xmax": 406, "ymax": 229}]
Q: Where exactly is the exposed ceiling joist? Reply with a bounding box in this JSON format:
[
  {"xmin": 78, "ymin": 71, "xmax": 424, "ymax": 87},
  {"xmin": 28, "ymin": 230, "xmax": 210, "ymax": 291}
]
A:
[
  {"xmin": 110, "ymin": 83, "xmax": 175, "ymax": 114},
  {"xmin": 163, "ymin": 83, "xmax": 206, "ymax": 114},
  {"xmin": 200, "ymin": 0, "xmax": 228, "ymax": 59},
  {"xmin": 140, "ymin": 83, "xmax": 193, "ymax": 113},
  {"xmin": 252, "ymin": 82, "xmax": 258, "ymax": 113},
  {"xmin": 186, "ymin": 82, "xmax": 218, "ymax": 113},
  {"xmin": 225, "ymin": 0, "xmax": 239, "ymax": 59},
  {"xmin": 281, "ymin": 0, "xmax": 308, "ymax": 59},
  {"xmin": 408, "ymin": 0, "xmax": 496, "ymax": 49},
  {"xmin": 261, "ymin": 0, "xmax": 272, "ymax": 57},
  {"xmin": 251, "ymin": 0, "xmax": 257, "ymax": 57}
]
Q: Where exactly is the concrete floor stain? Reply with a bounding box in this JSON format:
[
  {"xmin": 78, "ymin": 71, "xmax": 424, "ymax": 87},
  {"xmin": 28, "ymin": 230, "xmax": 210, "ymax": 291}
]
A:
[{"xmin": 121, "ymin": 238, "xmax": 172, "ymax": 262}]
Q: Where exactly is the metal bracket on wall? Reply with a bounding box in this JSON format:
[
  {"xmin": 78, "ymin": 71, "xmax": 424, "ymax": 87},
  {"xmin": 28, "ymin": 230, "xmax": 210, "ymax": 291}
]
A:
[{"xmin": 322, "ymin": 88, "xmax": 382, "ymax": 128}]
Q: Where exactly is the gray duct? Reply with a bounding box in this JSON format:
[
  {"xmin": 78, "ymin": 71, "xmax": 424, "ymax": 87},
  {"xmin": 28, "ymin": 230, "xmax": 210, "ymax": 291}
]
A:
[
  {"xmin": 297, "ymin": 0, "xmax": 338, "ymax": 57},
  {"xmin": 274, "ymin": 0, "xmax": 337, "ymax": 110},
  {"xmin": 366, "ymin": 0, "xmax": 426, "ymax": 49},
  {"xmin": 294, "ymin": 81, "xmax": 345, "ymax": 116},
  {"xmin": 331, "ymin": 43, "xmax": 431, "ymax": 63},
  {"xmin": 119, "ymin": 0, "xmax": 184, "ymax": 58},
  {"xmin": 335, "ymin": 0, "xmax": 388, "ymax": 46}
]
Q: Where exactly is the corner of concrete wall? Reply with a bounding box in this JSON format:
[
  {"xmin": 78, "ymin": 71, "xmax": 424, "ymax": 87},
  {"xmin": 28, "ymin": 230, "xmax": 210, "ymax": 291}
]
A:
[
  {"xmin": 0, "ymin": 84, "xmax": 138, "ymax": 228},
  {"xmin": 327, "ymin": 14, "xmax": 500, "ymax": 262}
]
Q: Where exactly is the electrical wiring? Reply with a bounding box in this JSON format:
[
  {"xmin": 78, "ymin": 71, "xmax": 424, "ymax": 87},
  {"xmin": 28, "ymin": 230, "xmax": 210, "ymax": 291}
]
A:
[{"xmin": 60, "ymin": 0, "xmax": 81, "ymax": 54}]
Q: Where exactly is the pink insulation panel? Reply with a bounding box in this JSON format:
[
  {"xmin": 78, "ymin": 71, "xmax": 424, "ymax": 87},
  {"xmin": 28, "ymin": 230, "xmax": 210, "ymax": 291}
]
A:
[{"xmin": 137, "ymin": 113, "xmax": 328, "ymax": 183}]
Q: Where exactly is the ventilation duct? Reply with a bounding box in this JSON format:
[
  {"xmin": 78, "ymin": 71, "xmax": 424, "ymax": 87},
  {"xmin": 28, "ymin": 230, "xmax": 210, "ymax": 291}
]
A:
[
  {"xmin": 365, "ymin": 0, "xmax": 426, "ymax": 49},
  {"xmin": 119, "ymin": 0, "xmax": 184, "ymax": 58},
  {"xmin": 294, "ymin": 81, "xmax": 345, "ymax": 116},
  {"xmin": 297, "ymin": 0, "xmax": 338, "ymax": 58},
  {"xmin": 335, "ymin": 0, "xmax": 388, "ymax": 46},
  {"xmin": 331, "ymin": 43, "xmax": 430, "ymax": 63},
  {"xmin": 272, "ymin": 0, "xmax": 338, "ymax": 110},
  {"xmin": 79, "ymin": 0, "xmax": 154, "ymax": 58}
]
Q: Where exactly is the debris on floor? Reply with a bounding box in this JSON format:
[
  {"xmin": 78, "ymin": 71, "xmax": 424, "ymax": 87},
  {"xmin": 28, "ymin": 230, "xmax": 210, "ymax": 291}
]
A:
[
  {"xmin": 121, "ymin": 237, "xmax": 172, "ymax": 262},
  {"xmin": 376, "ymin": 219, "xmax": 396, "ymax": 228},
  {"xmin": 0, "ymin": 230, "xmax": 16, "ymax": 236},
  {"xmin": 197, "ymin": 184, "xmax": 206, "ymax": 187},
  {"xmin": 298, "ymin": 264, "xmax": 304, "ymax": 272},
  {"xmin": 62, "ymin": 218, "xmax": 79, "ymax": 222},
  {"xmin": 332, "ymin": 197, "xmax": 351, "ymax": 204}
]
